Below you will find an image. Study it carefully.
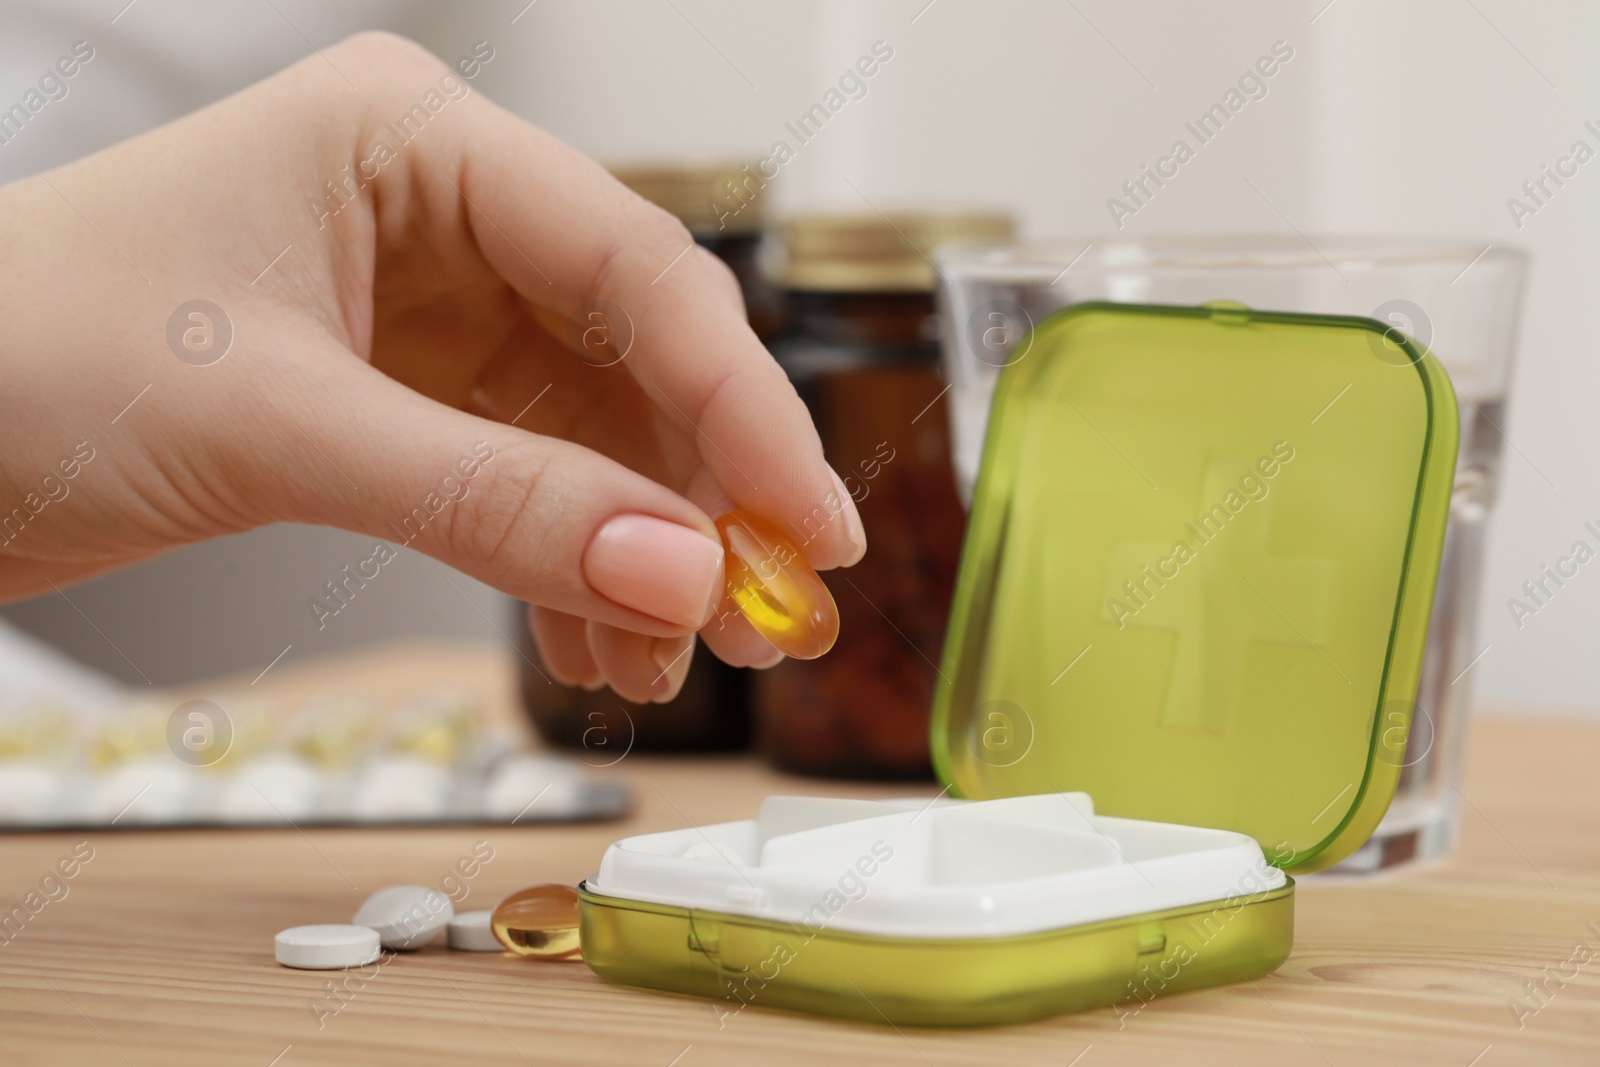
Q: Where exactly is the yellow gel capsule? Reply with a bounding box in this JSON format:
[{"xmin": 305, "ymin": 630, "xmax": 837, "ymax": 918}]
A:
[
  {"xmin": 490, "ymin": 884, "xmax": 582, "ymax": 960},
  {"xmin": 716, "ymin": 510, "xmax": 840, "ymax": 661}
]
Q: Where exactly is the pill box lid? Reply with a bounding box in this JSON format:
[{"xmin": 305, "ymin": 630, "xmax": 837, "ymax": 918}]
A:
[{"xmin": 930, "ymin": 302, "xmax": 1459, "ymax": 874}]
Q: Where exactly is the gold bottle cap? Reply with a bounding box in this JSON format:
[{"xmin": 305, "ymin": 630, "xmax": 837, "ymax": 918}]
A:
[
  {"xmin": 776, "ymin": 211, "xmax": 1014, "ymax": 292},
  {"xmin": 608, "ymin": 162, "xmax": 767, "ymax": 236}
]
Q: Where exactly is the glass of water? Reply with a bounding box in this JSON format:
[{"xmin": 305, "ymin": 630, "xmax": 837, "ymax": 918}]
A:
[{"xmin": 936, "ymin": 236, "xmax": 1527, "ymax": 872}]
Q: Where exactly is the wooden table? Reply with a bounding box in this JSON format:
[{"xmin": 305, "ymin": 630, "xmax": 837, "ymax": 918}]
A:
[{"xmin": 1, "ymin": 642, "xmax": 1596, "ymax": 1065}]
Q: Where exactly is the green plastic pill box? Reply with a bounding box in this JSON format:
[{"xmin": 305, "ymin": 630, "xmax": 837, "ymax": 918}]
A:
[{"xmin": 580, "ymin": 302, "xmax": 1459, "ymax": 1026}]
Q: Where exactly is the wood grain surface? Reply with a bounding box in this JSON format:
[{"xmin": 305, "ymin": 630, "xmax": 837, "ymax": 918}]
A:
[{"xmin": 0, "ymin": 641, "xmax": 1596, "ymax": 1066}]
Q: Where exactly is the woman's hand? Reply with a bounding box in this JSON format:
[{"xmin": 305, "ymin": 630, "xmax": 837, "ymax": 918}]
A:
[{"xmin": 0, "ymin": 32, "xmax": 865, "ymax": 703}]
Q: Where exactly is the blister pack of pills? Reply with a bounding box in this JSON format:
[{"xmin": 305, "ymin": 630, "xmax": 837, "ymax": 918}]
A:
[{"xmin": 0, "ymin": 685, "xmax": 627, "ymax": 829}]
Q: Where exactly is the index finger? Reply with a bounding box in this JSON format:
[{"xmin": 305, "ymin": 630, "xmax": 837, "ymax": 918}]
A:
[{"xmin": 383, "ymin": 63, "xmax": 865, "ymax": 572}]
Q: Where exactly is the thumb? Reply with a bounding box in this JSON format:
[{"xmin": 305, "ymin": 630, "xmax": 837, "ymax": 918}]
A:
[{"xmin": 242, "ymin": 351, "xmax": 726, "ymax": 638}]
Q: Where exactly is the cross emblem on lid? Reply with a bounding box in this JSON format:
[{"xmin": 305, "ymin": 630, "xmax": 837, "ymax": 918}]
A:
[{"xmin": 1100, "ymin": 453, "xmax": 1340, "ymax": 734}]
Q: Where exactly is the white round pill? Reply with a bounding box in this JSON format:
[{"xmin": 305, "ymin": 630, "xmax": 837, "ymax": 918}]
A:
[
  {"xmin": 275, "ymin": 924, "xmax": 381, "ymax": 969},
  {"xmin": 483, "ymin": 755, "xmax": 583, "ymax": 820},
  {"xmin": 446, "ymin": 909, "xmax": 501, "ymax": 952},
  {"xmin": 217, "ymin": 754, "xmax": 321, "ymax": 822},
  {"xmin": 353, "ymin": 885, "xmax": 453, "ymax": 950},
  {"xmin": 352, "ymin": 757, "xmax": 450, "ymax": 821},
  {"xmin": 92, "ymin": 760, "xmax": 197, "ymax": 825},
  {"xmin": 0, "ymin": 764, "xmax": 63, "ymax": 824}
]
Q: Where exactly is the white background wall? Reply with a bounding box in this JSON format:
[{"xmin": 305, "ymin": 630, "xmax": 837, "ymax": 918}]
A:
[{"xmin": 0, "ymin": 1, "xmax": 1593, "ymax": 712}]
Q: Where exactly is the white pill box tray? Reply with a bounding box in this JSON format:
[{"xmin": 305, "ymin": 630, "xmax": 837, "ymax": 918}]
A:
[{"xmin": 578, "ymin": 793, "xmax": 1294, "ymax": 1025}]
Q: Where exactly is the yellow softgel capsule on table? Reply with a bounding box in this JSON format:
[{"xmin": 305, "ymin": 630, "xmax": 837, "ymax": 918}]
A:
[
  {"xmin": 490, "ymin": 884, "xmax": 582, "ymax": 960},
  {"xmin": 716, "ymin": 510, "xmax": 840, "ymax": 660}
]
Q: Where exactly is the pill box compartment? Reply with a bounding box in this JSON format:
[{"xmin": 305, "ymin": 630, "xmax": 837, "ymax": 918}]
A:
[
  {"xmin": 580, "ymin": 303, "xmax": 1458, "ymax": 1025},
  {"xmin": 581, "ymin": 794, "xmax": 1293, "ymax": 1025}
]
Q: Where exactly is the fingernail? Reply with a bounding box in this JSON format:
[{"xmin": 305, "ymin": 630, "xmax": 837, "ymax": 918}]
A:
[
  {"xmin": 652, "ymin": 634, "xmax": 693, "ymax": 675},
  {"xmin": 584, "ymin": 514, "xmax": 724, "ymax": 629},
  {"xmin": 830, "ymin": 468, "xmax": 868, "ymax": 565},
  {"xmin": 650, "ymin": 635, "xmax": 696, "ymax": 701}
]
